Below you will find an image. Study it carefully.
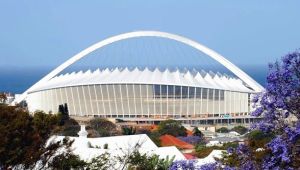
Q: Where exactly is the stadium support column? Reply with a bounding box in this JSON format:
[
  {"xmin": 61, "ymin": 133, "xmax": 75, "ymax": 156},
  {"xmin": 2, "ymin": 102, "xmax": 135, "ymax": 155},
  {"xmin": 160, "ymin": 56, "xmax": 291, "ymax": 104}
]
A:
[
  {"xmin": 229, "ymin": 91, "xmax": 232, "ymax": 116},
  {"xmin": 70, "ymin": 87, "xmax": 76, "ymax": 115},
  {"xmin": 166, "ymin": 85, "xmax": 169, "ymax": 117},
  {"xmin": 88, "ymin": 85, "xmax": 94, "ymax": 115},
  {"xmin": 218, "ymin": 90, "xmax": 221, "ymax": 118},
  {"xmin": 173, "ymin": 85, "xmax": 176, "ymax": 118},
  {"xmin": 82, "ymin": 86, "xmax": 88, "ymax": 116},
  {"xmin": 139, "ymin": 84, "xmax": 144, "ymax": 117},
  {"xmin": 194, "ymin": 87, "xmax": 196, "ymax": 117},
  {"xmin": 207, "ymin": 89, "xmax": 209, "ymax": 115},
  {"xmin": 133, "ymin": 85, "xmax": 137, "ymax": 117},
  {"xmin": 106, "ymin": 85, "xmax": 112, "ymax": 117},
  {"xmin": 64, "ymin": 87, "xmax": 70, "ymax": 114},
  {"xmin": 120, "ymin": 85, "xmax": 125, "ymax": 118},
  {"xmin": 212, "ymin": 89, "xmax": 215, "ymax": 116},
  {"xmin": 54, "ymin": 88, "xmax": 59, "ymax": 113},
  {"xmin": 180, "ymin": 86, "xmax": 183, "ymax": 118},
  {"xmin": 126, "ymin": 84, "xmax": 131, "ymax": 116},
  {"xmin": 160, "ymin": 85, "xmax": 162, "ymax": 118},
  {"xmin": 186, "ymin": 87, "xmax": 189, "ymax": 118},
  {"xmin": 59, "ymin": 88, "xmax": 63, "ymax": 110},
  {"xmin": 93, "ymin": 85, "xmax": 100, "ymax": 115},
  {"xmin": 153, "ymin": 85, "xmax": 156, "ymax": 117},
  {"xmin": 200, "ymin": 88, "xmax": 203, "ymax": 115},
  {"xmin": 146, "ymin": 85, "xmax": 150, "ymax": 118},
  {"xmin": 76, "ymin": 87, "xmax": 82, "ymax": 116},
  {"xmin": 112, "ymin": 84, "xmax": 118, "ymax": 116},
  {"xmin": 99, "ymin": 85, "xmax": 106, "ymax": 115}
]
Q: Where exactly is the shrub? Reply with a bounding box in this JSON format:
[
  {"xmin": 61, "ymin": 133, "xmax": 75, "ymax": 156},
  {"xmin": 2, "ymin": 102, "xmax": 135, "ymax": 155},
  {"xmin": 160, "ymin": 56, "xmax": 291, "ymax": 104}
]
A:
[
  {"xmin": 122, "ymin": 126, "xmax": 136, "ymax": 135},
  {"xmin": 89, "ymin": 118, "xmax": 116, "ymax": 137},
  {"xmin": 216, "ymin": 127, "xmax": 229, "ymax": 133},
  {"xmin": 231, "ymin": 126, "xmax": 248, "ymax": 135},
  {"xmin": 157, "ymin": 119, "xmax": 187, "ymax": 137}
]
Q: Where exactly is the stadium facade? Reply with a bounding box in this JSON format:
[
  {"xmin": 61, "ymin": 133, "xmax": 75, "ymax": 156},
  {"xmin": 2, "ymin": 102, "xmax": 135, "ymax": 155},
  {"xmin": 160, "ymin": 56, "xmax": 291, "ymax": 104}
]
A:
[{"xmin": 15, "ymin": 31, "xmax": 264, "ymax": 125}]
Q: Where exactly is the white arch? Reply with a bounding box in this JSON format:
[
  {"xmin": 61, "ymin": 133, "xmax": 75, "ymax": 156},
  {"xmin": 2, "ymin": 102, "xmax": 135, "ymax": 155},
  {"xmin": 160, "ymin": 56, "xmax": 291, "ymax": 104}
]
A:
[{"xmin": 14, "ymin": 31, "xmax": 264, "ymax": 103}]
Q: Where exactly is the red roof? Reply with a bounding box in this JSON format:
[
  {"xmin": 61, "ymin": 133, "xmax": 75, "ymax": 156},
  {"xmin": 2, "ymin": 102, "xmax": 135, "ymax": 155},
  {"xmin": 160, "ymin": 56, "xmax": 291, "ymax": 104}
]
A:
[{"xmin": 159, "ymin": 135, "xmax": 194, "ymax": 149}]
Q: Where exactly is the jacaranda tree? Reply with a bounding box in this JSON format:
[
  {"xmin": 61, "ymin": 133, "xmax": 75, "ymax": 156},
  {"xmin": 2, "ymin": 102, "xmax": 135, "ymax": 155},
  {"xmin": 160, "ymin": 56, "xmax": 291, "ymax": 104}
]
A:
[
  {"xmin": 251, "ymin": 50, "xmax": 300, "ymax": 169},
  {"xmin": 170, "ymin": 50, "xmax": 300, "ymax": 170},
  {"xmin": 223, "ymin": 50, "xmax": 300, "ymax": 169}
]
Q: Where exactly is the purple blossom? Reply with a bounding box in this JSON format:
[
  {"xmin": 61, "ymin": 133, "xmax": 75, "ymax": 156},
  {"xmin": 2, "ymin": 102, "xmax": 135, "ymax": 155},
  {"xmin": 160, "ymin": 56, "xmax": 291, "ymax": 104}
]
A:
[
  {"xmin": 250, "ymin": 50, "xmax": 300, "ymax": 169},
  {"xmin": 199, "ymin": 50, "xmax": 300, "ymax": 169},
  {"xmin": 198, "ymin": 163, "xmax": 217, "ymax": 170},
  {"xmin": 227, "ymin": 147, "xmax": 234, "ymax": 154},
  {"xmin": 223, "ymin": 166, "xmax": 236, "ymax": 170},
  {"xmin": 267, "ymin": 137, "xmax": 290, "ymax": 163},
  {"xmin": 169, "ymin": 160, "xmax": 197, "ymax": 170}
]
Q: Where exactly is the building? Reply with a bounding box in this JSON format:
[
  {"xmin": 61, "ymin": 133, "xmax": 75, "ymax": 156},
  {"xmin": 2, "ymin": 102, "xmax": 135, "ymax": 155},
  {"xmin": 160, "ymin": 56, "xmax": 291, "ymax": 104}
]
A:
[
  {"xmin": 44, "ymin": 125, "xmax": 185, "ymax": 169},
  {"xmin": 45, "ymin": 125, "xmax": 223, "ymax": 169},
  {"xmin": 14, "ymin": 31, "xmax": 264, "ymax": 125},
  {"xmin": 160, "ymin": 134, "xmax": 195, "ymax": 153}
]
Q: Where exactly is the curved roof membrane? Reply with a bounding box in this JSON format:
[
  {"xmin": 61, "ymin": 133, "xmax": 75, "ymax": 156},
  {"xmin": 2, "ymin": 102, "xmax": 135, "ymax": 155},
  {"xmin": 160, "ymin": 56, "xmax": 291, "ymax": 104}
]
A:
[
  {"xmin": 14, "ymin": 31, "xmax": 263, "ymax": 103},
  {"xmin": 29, "ymin": 68, "xmax": 253, "ymax": 93}
]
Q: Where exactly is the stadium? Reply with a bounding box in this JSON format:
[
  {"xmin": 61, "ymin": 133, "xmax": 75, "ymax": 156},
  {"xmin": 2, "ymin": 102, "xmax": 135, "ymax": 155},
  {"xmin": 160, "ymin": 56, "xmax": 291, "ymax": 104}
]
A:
[{"xmin": 15, "ymin": 31, "xmax": 264, "ymax": 125}]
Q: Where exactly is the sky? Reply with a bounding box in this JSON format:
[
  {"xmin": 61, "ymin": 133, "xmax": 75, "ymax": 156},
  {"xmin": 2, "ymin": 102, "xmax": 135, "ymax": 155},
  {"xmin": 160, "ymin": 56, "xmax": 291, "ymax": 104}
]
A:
[{"xmin": 0, "ymin": 0, "xmax": 300, "ymax": 70}]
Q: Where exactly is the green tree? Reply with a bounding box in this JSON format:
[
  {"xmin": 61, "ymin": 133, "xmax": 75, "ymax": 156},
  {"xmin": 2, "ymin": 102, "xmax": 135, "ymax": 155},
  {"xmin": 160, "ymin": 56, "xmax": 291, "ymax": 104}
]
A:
[
  {"xmin": 89, "ymin": 118, "xmax": 117, "ymax": 137},
  {"xmin": 192, "ymin": 127, "xmax": 203, "ymax": 138},
  {"xmin": 57, "ymin": 103, "xmax": 69, "ymax": 126},
  {"xmin": 47, "ymin": 151, "xmax": 87, "ymax": 170},
  {"xmin": 0, "ymin": 92, "xmax": 7, "ymax": 104},
  {"xmin": 157, "ymin": 119, "xmax": 187, "ymax": 137},
  {"xmin": 246, "ymin": 130, "xmax": 274, "ymax": 148},
  {"xmin": 127, "ymin": 151, "xmax": 174, "ymax": 170},
  {"xmin": 231, "ymin": 126, "xmax": 248, "ymax": 135},
  {"xmin": 147, "ymin": 131, "xmax": 161, "ymax": 146},
  {"xmin": 58, "ymin": 119, "xmax": 80, "ymax": 136},
  {"xmin": 216, "ymin": 127, "xmax": 229, "ymax": 133},
  {"xmin": 0, "ymin": 105, "xmax": 85, "ymax": 169},
  {"xmin": 122, "ymin": 126, "xmax": 136, "ymax": 135},
  {"xmin": 88, "ymin": 153, "xmax": 111, "ymax": 170}
]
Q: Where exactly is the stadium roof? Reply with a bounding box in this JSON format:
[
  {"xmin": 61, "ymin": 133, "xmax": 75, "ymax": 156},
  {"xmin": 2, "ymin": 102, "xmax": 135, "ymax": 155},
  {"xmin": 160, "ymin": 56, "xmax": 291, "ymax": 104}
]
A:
[
  {"xmin": 14, "ymin": 31, "xmax": 263, "ymax": 103},
  {"xmin": 29, "ymin": 67, "xmax": 254, "ymax": 93}
]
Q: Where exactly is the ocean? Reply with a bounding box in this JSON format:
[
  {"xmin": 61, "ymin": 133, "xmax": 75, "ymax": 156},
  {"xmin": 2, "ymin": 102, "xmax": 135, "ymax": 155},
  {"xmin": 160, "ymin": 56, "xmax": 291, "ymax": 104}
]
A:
[{"xmin": 0, "ymin": 65, "xmax": 268, "ymax": 94}]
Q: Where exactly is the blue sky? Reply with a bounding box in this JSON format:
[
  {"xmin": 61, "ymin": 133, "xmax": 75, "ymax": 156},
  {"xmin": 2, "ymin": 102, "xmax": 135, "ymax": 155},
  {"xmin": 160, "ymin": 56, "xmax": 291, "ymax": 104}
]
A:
[{"xmin": 1, "ymin": 0, "xmax": 300, "ymax": 69}]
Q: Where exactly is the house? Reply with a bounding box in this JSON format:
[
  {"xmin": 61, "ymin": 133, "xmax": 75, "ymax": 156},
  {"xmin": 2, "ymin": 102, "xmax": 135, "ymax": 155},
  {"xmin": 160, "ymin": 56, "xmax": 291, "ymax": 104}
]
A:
[
  {"xmin": 159, "ymin": 134, "xmax": 194, "ymax": 153},
  {"xmin": 47, "ymin": 125, "xmax": 185, "ymax": 169},
  {"xmin": 206, "ymin": 137, "xmax": 241, "ymax": 147}
]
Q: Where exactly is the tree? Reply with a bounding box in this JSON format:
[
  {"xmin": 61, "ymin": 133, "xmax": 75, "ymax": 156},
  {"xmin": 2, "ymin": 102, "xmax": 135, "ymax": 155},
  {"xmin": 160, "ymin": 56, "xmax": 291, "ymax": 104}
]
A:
[
  {"xmin": 89, "ymin": 118, "xmax": 117, "ymax": 137},
  {"xmin": 250, "ymin": 50, "xmax": 300, "ymax": 169},
  {"xmin": 122, "ymin": 126, "xmax": 136, "ymax": 135},
  {"xmin": 0, "ymin": 92, "xmax": 7, "ymax": 104},
  {"xmin": 0, "ymin": 104, "xmax": 84, "ymax": 169},
  {"xmin": 147, "ymin": 131, "xmax": 161, "ymax": 146},
  {"xmin": 88, "ymin": 153, "xmax": 112, "ymax": 170},
  {"xmin": 246, "ymin": 130, "xmax": 274, "ymax": 148},
  {"xmin": 192, "ymin": 127, "xmax": 203, "ymax": 138},
  {"xmin": 57, "ymin": 103, "xmax": 69, "ymax": 125},
  {"xmin": 157, "ymin": 119, "xmax": 187, "ymax": 137},
  {"xmin": 127, "ymin": 151, "xmax": 174, "ymax": 170},
  {"xmin": 47, "ymin": 153, "xmax": 87, "ymax": 170},
  {"xmin": 57, "ymin": 118, "xmax": 81, "ymax": 136},
  {"xmin": 221, "ymin": 50, "xmax": 300, "ymax": 169},
  {"xmin": 231, "ymin": 126, "xmax": 248, "ymax": 135},
  {"xmin": 216, "ymin": 127, "xmax": 229, "ymax": 133}
]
